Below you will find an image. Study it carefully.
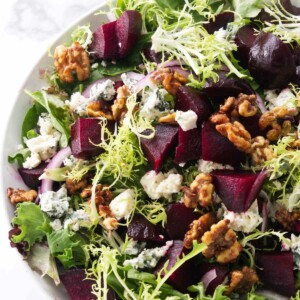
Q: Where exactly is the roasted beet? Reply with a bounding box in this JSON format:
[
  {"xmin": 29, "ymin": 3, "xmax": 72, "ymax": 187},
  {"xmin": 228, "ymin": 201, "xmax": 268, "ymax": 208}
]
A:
[
  {"xmin": 239, "ymin": 114, "xmax": 263, "ymax": 137},
  {"xmin": 174, "ymin": 128, "xmax": 202, "ymax": 164},
  {"xmin": 116, "ymin": 10, "xmax": 142, "ymax": 58},
  {"xmin": 143, "ymin": 48, "xmax": 163, "ymax": 63},
  {"xmin": 281, "ymin": 0, "xmax": 300, "ymax": 15},
  {"xmin": 201, "ymin": 122, "xmax": 246, "ymax": 166},
  {"xmin": 256, "ymin": 251, "xmax": 295, "ymax": 297},
  {"xmin": 203, "ymin": 71, "xmax": 254, "ymax": 103},
  {"xmin": 212, "ymin": 170, "xmax": 268, "ymax": 212},
  {"xmin": 89, "ymin": 21, "xmax": 119, "ymax": 60},
  {"xmin": 165, "ymin": 203, "xmax": 200, "ymax": 240},
  {"xmin": 175, "ymin": 86, "xmax": 213, "ymax": 125},
  {"xmin": 203, "ymin": 12, "xmax": 234, "ymax": 34},
  {"xmin": 248, "ymin": 32, "xmax": 296, "ymax": 89},
  {"xmin": 234, "ymin": 24, "xmax": 258, "ymax": 68},
  {"xmin": 18, "ymin": 162, "xmax": 47, "ymax": 189},
  {"xmin": 154, "ymin": 241, "xmax": 193, "ymax": 292},
  {"xmin": 127, "ymin": 214, "xmax": 165, "ymax": 243},
  {"xmin": 71, "ymin": 118, "xmax": 115, "ymax": 159},
  {"xmin": 140, "ymin": 125, "xmax": 178, "ymax": 172}
]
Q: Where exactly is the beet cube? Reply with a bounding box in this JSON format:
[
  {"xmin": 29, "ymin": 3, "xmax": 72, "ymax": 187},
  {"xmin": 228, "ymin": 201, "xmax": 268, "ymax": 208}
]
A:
[
  {"xmin": 154, "ymin": 241, "xmax": 193, "ymax": 292},
  {"xmin": 127, "ymin": 214, "xmax": 165, "ymax": 243},
  {"xmin": 175, "ymin": 86, "xmax": 213, "ymax": 125},
  {"xmin": 166, "ymin": 203, "xmax": 200, "ymax": 240},
  {"xmin": 116, "ymin": 10, "xmax": 142, "ymax": 58},
  {"xmin": 140, "ymin": 125, "xmax": 178, "ymax": 172},
  {"xmin": 18, "ymin": 162, "xmax": 47, "ymax": 189},
  {"xmin": 212, "ymin": 170, "xmax": 268, "ymax": 212},
  {"xmin": 203, "ymin": 12, "xmax": 234, "ymax": 34},
  {"xmin": 174, "ymin": 128, "xmax": 202, "ymax": 164},
  {"xmin": 201, "ymin": 122, "xmax": 246, "ymax": 166},
  {"xmin": 255, "ymin": 251, "xmax": 295, "ymax": 297},
  {"xmin": 89, "ymin": 21, "xmax": 119, "ymax": 60},
  {"xmin": 239, "ymin": 114, "xmax": 263, "ymax": 138},
  {"xmin": 71, "ymin": 118, "xmax": 115, "ymax": 159}
]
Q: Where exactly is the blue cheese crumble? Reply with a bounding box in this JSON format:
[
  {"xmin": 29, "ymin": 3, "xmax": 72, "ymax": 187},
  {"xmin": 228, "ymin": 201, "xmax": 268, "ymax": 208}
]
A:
[
  {"xmin": 64, "ymin": 209, "xmax": 91, "ymax": 231},
  {"xmin": 198, "ymin": 159, "xmax": 234, "ymax": 174},
  {"xmin": 123, "ymin": 241, "xmax": 173, "ymax": 269},
  {"xmin": 124, "ymin": 240, "xmax": 146, "ymax": 256}
]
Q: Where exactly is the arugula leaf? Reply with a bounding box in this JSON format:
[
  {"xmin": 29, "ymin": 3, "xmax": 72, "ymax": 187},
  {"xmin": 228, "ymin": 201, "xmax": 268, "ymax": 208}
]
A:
[
  {"xmin": 25, "ymin": 90, "xmax": 70, "ymax": 147},
  {"xmin": 8, "ymin": 148, "xmax": 31, "ymax": 166},
  {"xmin": 47, "ymin": 228, "xmax": 88, "ymax": 269},
  {"xmin": 12, "ymin": 202, "xmax": 51, "ymax": 250},
  {"xmin": 155, "ymin": 0, "xmax": 184, "ymax": 10}
]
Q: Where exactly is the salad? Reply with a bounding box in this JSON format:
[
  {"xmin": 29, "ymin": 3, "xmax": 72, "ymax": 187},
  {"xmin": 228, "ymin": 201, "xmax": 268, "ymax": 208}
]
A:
[{"xmin": 6, "ymin": 0, "xmax": 300, "ymax": 299}]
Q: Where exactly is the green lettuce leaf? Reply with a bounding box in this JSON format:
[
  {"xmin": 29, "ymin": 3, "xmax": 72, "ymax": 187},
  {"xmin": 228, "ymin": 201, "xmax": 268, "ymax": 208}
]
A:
[
  {"xmin": 231, "ymin": 0, "xmax": 265, "ymax": 19},
  {"xmin": 155, "ymin": 0, "xmax": 184, "ymax": 10},
  {"xmin": 47, "ymin": 228, "xmax": 88, "ymax": 269},
  {"xmin": 8, "ymin": 148, "xmax": 31, "ymax": 166},
  {"xmin": 188, "ymin": 283, "xmax": 230, "ymax": 300},
  {"xmin": 25, "ymin": 90, "xmax": 70, "ymax": 147},
  {"xmin": 12, "ymin": 202, "xmax": 51, "ymax": 250}
]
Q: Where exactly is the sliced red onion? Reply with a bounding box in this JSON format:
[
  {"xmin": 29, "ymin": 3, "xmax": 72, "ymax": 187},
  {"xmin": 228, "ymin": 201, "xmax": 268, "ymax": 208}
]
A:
[
  {"xmin": 35, "ymin": 187, "xmax": 41, "ymax": 205},
  {"xmin": 82, "ymin": 76, "xmax": 121, "ymax": 98},
  {"xmin": 40, "ymin": 147, "xmax": 72, "ymax": 194},
  {"xmin": 256, "ymin": 92, "xmax": 267, "ymax": 113},
  {"xmin": 201, "ymin": 269, "xmax": 218, "ymax": 288},
  {"xmin": 158, "ymin": 59, "xmax": 186, "ymax": 68},
  {"xmin": 261, "ymin": 201, "xmax": 268, "ymax": 233},
  {"xmin": 169, "ymin": 66, "xmax": 191, "ymax": 78},
  {"xmin": 134, "ymin": 72, "xmax": 156, "ymax": 93},
  {"xmin": 106, "ymin": 11, "xmax": 117, "ymax": 22},
  {"xmin": 125, "ymin": 71, "xmax": 145, "ymax": 81}
]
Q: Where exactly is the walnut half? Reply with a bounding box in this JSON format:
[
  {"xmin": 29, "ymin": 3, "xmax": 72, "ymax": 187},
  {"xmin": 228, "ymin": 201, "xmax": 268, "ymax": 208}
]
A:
[{"xmin": 7, "ymin": 188, "xmax": 37, "ymax": 205}]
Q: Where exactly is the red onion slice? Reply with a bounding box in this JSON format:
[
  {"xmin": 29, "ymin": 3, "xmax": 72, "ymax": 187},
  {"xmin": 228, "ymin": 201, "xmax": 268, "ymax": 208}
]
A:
[
  {"xmin": 201, "ymin": 269, "xmax": 218, "ymax": 288},
  {"xmin": 134, "ymin": 72, "xmax": 156, "ymax": 93},
  {"xmin": 261, "ymin": 201, "xmax": 268, "ymax": 233},
  {"xmin": 125, "ymin": 71, "xmax": 145, "ymax": 81},
  {"xmin": 40, "ymin": 147, "xmax": 72, "ymax": 194},
  {"xmin": 158, "ymin": 59, "xmax": 186, "ymax": 68},
  {"xmin": 256, "ymin": 92, "xmax": 267, "ymax": 113}
]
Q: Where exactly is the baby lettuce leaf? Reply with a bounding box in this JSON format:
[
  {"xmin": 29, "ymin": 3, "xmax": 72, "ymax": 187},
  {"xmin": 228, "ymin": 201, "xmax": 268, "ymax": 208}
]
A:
[
  {"xmin": 155, "ymin": 0, "xmax": 184, "ymax": 10},
  {"xmin": 25, "ymin": 90, "xmax": 70, "ymax": 147},
  {"xmin": 12, "ymin": 202, "xmax": 51, "ymax": 250},
  {"xmin": 8, "ymin": 148, "xmax": 31, "ymax": 166},
  {"xmin": 47, "ymin": 229, "xmax": 88, "ymax": 269},
  {"xmin": 230, "ymin": 0, "xmax": 264, "ymax": 18}
]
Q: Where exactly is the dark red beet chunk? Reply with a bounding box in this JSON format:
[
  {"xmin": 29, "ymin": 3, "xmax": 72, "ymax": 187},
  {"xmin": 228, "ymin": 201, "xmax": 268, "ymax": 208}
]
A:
[
  {"xmin": 203, "ymin": 12, "xmax": 234, "ymax": 34},
  {"xmin": 143, "ymin": 48, "xmax": 163, "ymax": 63},
  {"xmin": 127, "ymin": 214, "xmax": 165, "ymax": 243},
  {"xmin": 175, "ymin": 86, "xmax": 213, "ymax": 125},
  {"xmin": 116, "ymin": 10, "xmax": 142, "ymax": 58},
  {"xmin": 140, "ymin": 125, "xmax": 178, "ymax": 172},
  {"xmin": 154, "ymin": 241, "xmax": 193, "ymax": 292},
  {"xmin": 18, "ymin": 162, "xmax": 47, "ymax": 189},
  {"xmin": 256, "ymin": 251, "xmax": 295, "ymax": 297},
  {"xmin": 71, "ymin": 118, "xmax": 115, "ymax": 159},
  {"xmin": 212, "ymin": 170, "xmax": 268, "ymax": 212},
  {"xmin": 201, "ymin": 122, "xmax": 246, "ymax": 166},
  {"xmin": 239, "ymin": 114, "xmax": 263, "ymax": 138},
  {"xmin": 248, "ymin": 32, "xmax": 296, "ymax": 89},
  {"xmin": 166, "ymin": 203, "xmax": 200, "ymax": 240},
  {"xmin": 89, "ymin": 21, "xmax": 119, "ymax": 60},
  {"xmin": 294, "ymin": 220, "xmax": 300, "ymax": 233},
  {"xmin": 234, "ymin": 24, "xmax": 258, "ymax": 68},
  {"xmin": 174, "ymin": 128, "xmax": 202, "ymax": 164}
]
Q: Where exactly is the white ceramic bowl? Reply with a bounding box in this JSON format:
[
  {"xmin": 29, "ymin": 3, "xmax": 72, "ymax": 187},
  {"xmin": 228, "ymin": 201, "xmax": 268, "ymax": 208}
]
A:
[{"xmin": 0, "ymin": 2, "xmax": 108, "ymax": 299}]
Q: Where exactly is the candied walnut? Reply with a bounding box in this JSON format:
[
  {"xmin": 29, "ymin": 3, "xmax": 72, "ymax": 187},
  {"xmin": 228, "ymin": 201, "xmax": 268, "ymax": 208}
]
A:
[
  {"xmin": 54, "ymin": 42, "xmax": 90, "ymax": 83},
  {"xmin": 183, "ymin": 213, "xmax": 216, "ymax": 249},
  {"xmin": 201, "ymin": 219, "xmax": 242, "ymax": 263},
  {"xmin": 103, "ymin": 217, "xmax": 118, "ymax": 231},
  {"xmin": 112, "ymin": 85, "xmax": 130, "ymax": 122},
  {"xmin": 65, "ymin": 177, "xmax": 88, "ymax": 195},
  {"xmin": 250, "ymin": 136, "xmax": 275, "ymax": 166},
  {"xmin": 183, "ymin": 173, "xmax": 214, "ymax": 208},
  {"xmin": 81, "ymin": 184, "xmax": 113, "ymax": 208},
  {"xmin": 275, "ymin": 207, "xmax": 300, "ymax": 231},
  {"xmin": 158, "ymin": 113, "xmax": 177, "ymax": 124},
  {"xmin": 99, "ymin": 205, "xmax": 114, "ymax": 218},
  {"xmin": 7, "ymin": 188, "xmax": 37, "ymax": 205},
  {"xmin": 150, "ymin": 68, "xmax": 189, "ymax": 95},
  {"xmin": 86, "ymin": 101, "xmax": 114, "ymax": 120},
  {"xmin": 225, "ymin": 266, "xmax": 259, "ymax": 295},
  {"xmin": 209, "ymin": 113, "xmax": 230, "ymax": 125},
  {"xmin": 216, "ymin": 121, "xmax": 252, "ymax": 153}
]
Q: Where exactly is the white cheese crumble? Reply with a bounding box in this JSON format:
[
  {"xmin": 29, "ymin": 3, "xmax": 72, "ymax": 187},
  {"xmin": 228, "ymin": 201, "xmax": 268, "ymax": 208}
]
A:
[
  {"xmin": 109, "ymin": 189, "xmax": 136, "ymax": 220},
  {"xmin": 198, "ymin": 159, "xmax": 234, "ymax": 174},
  {"xmin": 23, "ymin": 152, "xmax": 42, "ymax": 169},
  {"xmin": 223, "ymin": 200, "xmax": 262, "ymax": 233},
  {"xmin": 40, "ymin": 186, "xmax": 70, "ymax": 218},
  {"xmin": 123, "ymin": 241, "xmax": 173, "ymax": 269},
  {"xmin": 37, "ymin": 113, "xmax": 61, "ymax": 140},
  {"xmin": 124, "ymin": 240, "xmax": 146, "ymax": 256},
  {"xmin": 64, "ymin": 209, "xmax": 91, "ymax": 231},
  {"xmin": 282, "ymin": 234, "xmax": 300, "ymax": 270},
  {"xmin": 214, "ymin": 28, "xmax": 228, "ymax": 42},
  {"xmin": 63, "ymin": 155, "xmax": 89, "ymax": 169},
  {"xmin": 50, "ymin": 219, "xmax": 62, "ymax": 231},
  {"xmin": 175, "ymin": 110, "xmax": 198, "ymax": 131},
  {"xmin": 264, "ymin": 88, "xmax": 297, "ymax": 113},
  {"xmin": 140, "ymin": 170, "xmax": 183, "ymax": 201}
]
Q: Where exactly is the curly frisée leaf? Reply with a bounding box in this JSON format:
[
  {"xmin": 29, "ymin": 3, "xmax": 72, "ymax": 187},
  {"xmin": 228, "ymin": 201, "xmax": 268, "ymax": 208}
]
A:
[
  {"xmin": 70, "ymin": 24, "xmax": 93, "ymax": 49},
  {"xmin": 12, "ymin": 202, "xmax": 51, "ymax": 250},
  {"xmin": 188, "ymin": 282, "xmax": 230, "ymax": 300}
]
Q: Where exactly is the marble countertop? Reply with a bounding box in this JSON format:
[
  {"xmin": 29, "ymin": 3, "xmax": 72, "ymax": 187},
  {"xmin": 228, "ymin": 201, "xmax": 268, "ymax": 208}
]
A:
[{"xmin": 0, "ymin": 1, "xmax": 103, "ymax": 299}]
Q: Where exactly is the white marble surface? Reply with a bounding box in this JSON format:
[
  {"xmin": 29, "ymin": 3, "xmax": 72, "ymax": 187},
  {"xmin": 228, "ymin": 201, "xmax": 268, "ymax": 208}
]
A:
[{"xmin": 0, "ymin": 1, "xmax": 103, "ymax": 299}]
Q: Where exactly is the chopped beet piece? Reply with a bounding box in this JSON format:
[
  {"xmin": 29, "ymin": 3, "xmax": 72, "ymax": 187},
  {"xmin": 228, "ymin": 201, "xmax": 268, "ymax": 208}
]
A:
[
  {"xmin": 89, "ymin": 21, "xmax": 119, "ymax": 60},
  {"xmin": 116, "ymin": 10, "xmax": 142, "ymax": 58},
  {"xmin": 175, "ymin": 86, "xmax": 213, "ymax": 125},
  {"xmin": 71, "ymin": 118, "xmax": 115, "ymax": 159},
  {"xmin": 8, "ymin": 227, "xmax": 27, "ymax": 256},
  {"xmin": 203, "ymin": 12, "xmax": 234, "ymax": 34},
  {"xmin": 201, "ymin": 122, "xmax": 246, "ymax": 166},
  {"xmin": 165, "ymin": 203, "xmax": 200, "ymax": 240},
  {"xmin": 18, "ymin": 162, "xmax": 47, "ymax": 189},
  {"xmin": 140, "ymin": 125, "xmax": 178, "ymax": 172},
  {"xmin": 256, "ymin": 251, "xmax": 295, "ymax": 297},
  {"xmin": 127, "ymin": 214, "xmax": 165, "ymax": 243},
  {"xmin": 154, "ymin": 241, "xmax": 193, "ymax": 292},
  {"xmin": 239, "ymin": 113, "xmax": 263, "ymax": 138},
  {"xmin": 174, "ymin": 128, "xmax": 202, "ymax": 164},
  {"xmin": 212, "ymin": 170, "xmax": 268, "ymax": 212}
]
